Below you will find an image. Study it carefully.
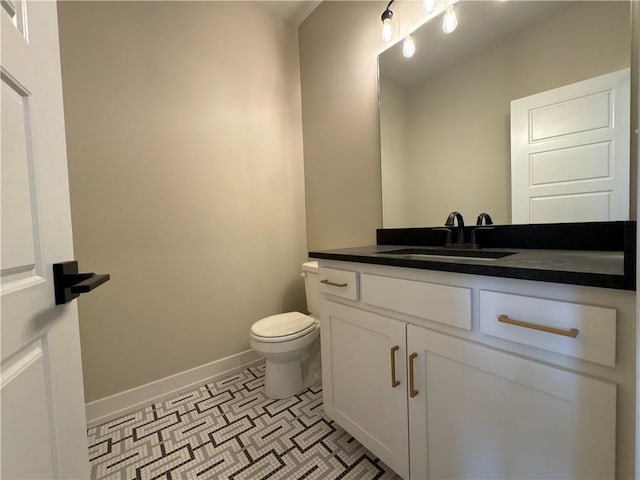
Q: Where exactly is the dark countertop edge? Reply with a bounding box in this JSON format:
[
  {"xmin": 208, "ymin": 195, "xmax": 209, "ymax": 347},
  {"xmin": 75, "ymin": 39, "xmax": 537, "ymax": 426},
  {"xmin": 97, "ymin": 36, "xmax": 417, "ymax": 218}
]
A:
[{"xmin": 308, "ymin": 251, "xmax": 635, "ymax": 291}]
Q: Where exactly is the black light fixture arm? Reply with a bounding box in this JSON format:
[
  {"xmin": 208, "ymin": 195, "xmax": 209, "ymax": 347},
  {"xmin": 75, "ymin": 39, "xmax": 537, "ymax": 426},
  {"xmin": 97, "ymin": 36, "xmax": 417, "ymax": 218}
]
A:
[{"xmin": 381, "ymin": 0, "xmax": 395, "ymax": 22}]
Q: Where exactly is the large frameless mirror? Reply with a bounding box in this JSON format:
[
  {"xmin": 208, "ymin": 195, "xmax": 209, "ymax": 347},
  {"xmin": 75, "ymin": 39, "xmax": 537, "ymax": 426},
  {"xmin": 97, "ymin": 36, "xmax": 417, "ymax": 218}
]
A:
[{"xmin": 378, "ymin": 1, "xmax": 632, "ymax": 227}]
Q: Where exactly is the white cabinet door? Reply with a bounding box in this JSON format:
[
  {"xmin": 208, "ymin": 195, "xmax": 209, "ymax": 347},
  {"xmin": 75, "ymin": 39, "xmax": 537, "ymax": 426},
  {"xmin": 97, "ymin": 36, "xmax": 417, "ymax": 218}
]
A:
[
  {"xmin": 407, "ymin": 326, "xmax": 616, "ymax": 480},
  {"xmin": 511, "ymin": 69, "xmax": 630, "ymax": 223},
  {"xmin": 1, "ymin": 1, "xmax": 90, "ymax": 478},
  {"xmin": 321, "ymin": 301, "xmax": 409, "ymax": 479}
]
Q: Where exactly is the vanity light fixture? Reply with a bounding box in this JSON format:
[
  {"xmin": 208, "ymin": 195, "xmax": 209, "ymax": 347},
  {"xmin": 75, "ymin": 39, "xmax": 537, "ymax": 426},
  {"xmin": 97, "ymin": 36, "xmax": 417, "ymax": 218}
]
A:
[
  {"xmin": 402, "ymin": 35, "xmax": 416, "ymax": 57},
  {"xmin": 382, "ymin": 0, "xmax": 458, "ymax": 53},
  {"xmin": 422, "ymin": 0, "xmax": 437, "ymax": 14},
  {"xmin": 381, "ymin": 0, "xmax": 395, "ymax": 42},
  {"xmin": 442, "ymin": 5, "xmax": 458, "ymax": 33}
]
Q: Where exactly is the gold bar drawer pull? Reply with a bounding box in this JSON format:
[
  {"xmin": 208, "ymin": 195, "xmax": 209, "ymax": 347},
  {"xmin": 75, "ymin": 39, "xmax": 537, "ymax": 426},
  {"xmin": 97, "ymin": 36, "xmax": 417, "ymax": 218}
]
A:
[
  {"xmin": 498, "ymin": 314, "xmax": 579, "ymax": 338},
  {"xmin": 408, "ymin": 353, "xmax": 418, "ymax": 398},
  {"xmin": 321, "ymin": 279, "xmax": 348, "ymax": 288},
  {"xmin": 390, "ymin": 346, "xmax": 400, "ymax": 388}
]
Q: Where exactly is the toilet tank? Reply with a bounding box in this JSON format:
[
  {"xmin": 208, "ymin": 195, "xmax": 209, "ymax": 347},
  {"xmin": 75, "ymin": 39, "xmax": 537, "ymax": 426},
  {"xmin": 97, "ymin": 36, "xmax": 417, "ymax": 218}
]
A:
[{"xmin": 301, "ymin": 261, "xmax": 319, "ymax": 316}]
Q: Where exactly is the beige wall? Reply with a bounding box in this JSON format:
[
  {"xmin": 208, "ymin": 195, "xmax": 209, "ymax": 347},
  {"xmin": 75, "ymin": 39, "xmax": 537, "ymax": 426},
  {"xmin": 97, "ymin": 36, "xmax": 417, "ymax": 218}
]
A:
[
  {"xmin": 299, "ymin": 2, "xmax": 423, "ymax": 250},
  {"xmin": 380, "ymin": 76, "xmax": 410, "ymax": 227},
  {"xmin": 298, "ymin": 2, "xmax": 380, "ymax": 251},
  {"xmin": 58, "ymin": 1, "xmax": 307, "ymax": 402}
]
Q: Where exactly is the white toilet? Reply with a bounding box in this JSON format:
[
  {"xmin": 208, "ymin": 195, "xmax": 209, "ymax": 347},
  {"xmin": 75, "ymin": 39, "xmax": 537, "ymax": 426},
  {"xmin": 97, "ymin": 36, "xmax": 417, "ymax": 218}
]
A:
[{"xmin": 250, "ymin": 261, "xmax": 320, "ymax": 399}]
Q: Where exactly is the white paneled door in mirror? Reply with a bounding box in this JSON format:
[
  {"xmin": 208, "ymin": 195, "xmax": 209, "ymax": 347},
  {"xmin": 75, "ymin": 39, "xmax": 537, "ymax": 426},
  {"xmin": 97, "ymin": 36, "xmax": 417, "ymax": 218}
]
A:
[
  {"xmin": 511, "ymin": 69, "xmax": 630, "ymax": 224},
  {"xmin": 1, "ymin": 1, "xmax": 90, "ymax": 478}
]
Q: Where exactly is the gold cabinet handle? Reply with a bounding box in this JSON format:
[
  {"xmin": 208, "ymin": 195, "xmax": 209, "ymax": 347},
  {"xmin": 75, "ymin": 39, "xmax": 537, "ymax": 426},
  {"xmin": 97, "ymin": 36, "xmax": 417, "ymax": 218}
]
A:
[
  {"xmin": 390, "ymin": 345, "xmax": 400, "ymax": 388},
  {"xmin": 498, "ymin": 314, "xmax": 579, "ymax": 338},
  {"xmin": 408, "ymin": 352, "xmax": 418, "ymax": 398},
  {"xmin": 320, "ymin": 279, "xmax": 348, "ymax": 288}
]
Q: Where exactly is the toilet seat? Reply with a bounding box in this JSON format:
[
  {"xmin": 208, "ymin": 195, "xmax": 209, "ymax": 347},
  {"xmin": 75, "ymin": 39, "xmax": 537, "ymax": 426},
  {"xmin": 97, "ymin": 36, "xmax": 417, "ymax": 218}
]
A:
[{"xmin": 251, "ymin": 312, "xmax": 317, "ymax": 343}]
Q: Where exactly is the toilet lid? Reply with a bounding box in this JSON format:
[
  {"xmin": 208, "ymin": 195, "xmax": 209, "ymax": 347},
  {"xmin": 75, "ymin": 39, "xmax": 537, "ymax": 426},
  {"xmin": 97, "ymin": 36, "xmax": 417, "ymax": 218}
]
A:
[{"xmin": 251, "ymin": 312, "xmax": 316, "ymax": 339}]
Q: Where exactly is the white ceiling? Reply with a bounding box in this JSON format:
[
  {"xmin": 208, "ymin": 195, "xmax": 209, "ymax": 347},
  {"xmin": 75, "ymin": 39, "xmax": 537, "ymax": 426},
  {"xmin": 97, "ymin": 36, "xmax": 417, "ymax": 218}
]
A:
[{"xmin": 255, "ymin": 1, "xmax": 322, "ymax": 27}]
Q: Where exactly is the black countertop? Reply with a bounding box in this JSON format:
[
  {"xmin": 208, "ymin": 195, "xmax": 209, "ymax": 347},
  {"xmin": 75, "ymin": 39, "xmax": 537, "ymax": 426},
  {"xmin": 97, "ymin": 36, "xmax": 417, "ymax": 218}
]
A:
[{"xmin": 309, "ymin": 222, "xmax": 636, "ymax": 291}]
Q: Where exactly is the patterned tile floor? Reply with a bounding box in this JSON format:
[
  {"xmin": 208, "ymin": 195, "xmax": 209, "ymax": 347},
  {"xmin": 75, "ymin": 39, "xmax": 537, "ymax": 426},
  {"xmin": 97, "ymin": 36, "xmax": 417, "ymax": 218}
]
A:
[{"xmin": 87, "ymin": 365, "xmax": 402, "ymax": 480}]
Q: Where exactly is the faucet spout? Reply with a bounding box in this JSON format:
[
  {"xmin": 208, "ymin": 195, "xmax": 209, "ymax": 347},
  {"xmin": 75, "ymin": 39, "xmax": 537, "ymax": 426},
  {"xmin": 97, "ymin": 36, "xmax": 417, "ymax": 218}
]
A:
[
  {"xmin": 444, "ymin": 211, "xmax": 465, "ymax": 245},
  {"xmin": 476, "ymin": 212, "xmax": 493, "ymax": 225}
]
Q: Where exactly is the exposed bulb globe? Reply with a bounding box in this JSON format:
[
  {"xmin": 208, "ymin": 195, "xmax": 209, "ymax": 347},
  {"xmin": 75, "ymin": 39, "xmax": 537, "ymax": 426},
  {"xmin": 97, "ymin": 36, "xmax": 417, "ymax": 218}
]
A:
[
  {"xmin": 423, "ymin": 0, "xmax": 437, "ymax": 14},
  {"xmin": 382, "ymin": 18, "xmax": 393, "ymax": 42},
  {"xmin": 442, "ymin": 6, "xmax": 458, "ymax": 33},
  {"xmin": 402, "ymin": 35, "xmax": 416, "ymax": 58}
]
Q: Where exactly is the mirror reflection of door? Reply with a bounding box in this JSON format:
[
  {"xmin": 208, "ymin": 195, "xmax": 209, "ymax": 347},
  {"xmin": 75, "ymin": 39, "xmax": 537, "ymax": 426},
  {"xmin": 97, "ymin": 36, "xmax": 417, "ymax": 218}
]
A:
[
  {"xmin": 378, "ymin": 1, "xmax": 631, "ymax": 228},
  {"xmin": 511, "ymin": 69, "xmax": 630, "ymax": 224}
]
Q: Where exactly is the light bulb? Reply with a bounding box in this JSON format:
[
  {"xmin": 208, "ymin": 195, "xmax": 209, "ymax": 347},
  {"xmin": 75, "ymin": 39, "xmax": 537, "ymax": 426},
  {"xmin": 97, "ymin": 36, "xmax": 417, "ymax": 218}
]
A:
[
  {"xmin": 382, "ymin": 18, "xmax": 393, "ymax": 42},
  {"xmin": 422, "ymin": 0, "xmax": 437, "ymax": 14},
  {"xmin": 442, "ymin": 5, "xmax": 458, "ymax": 33},
  {"xmin": 381, "ymin": 7, "xmax": 394, "ymax": 42},
  {"xmin": 402, "ymin": 35, "xmax": 416, "ymax": 58}
]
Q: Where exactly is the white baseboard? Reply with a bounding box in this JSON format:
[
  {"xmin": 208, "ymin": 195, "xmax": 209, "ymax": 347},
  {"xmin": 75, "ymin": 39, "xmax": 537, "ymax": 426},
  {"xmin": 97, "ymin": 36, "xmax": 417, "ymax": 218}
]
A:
[{"xmin": 85, "ymin": 349, "xmax": 263, "ymax": 428}]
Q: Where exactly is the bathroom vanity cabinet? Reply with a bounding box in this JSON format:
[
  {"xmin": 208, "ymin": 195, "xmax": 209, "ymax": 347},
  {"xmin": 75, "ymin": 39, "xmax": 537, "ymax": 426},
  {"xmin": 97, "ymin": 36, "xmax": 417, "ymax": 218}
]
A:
[{"xmin": 317, "ymin": 260, "xmax": 635, "ymax": 480}]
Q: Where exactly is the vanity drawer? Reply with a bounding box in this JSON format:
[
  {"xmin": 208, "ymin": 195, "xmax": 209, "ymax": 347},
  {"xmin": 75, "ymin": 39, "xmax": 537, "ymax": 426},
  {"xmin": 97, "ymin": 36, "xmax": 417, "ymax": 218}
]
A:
[
  {"xmin": 360, "ymin": 273, "xmax": 471, "ymax": 330},
  {"xmin": 479, "ymin": 290, "xmax": 616, "ymax": 367},
  {"xmin": 319, "ymin": 267, "xmax": 359, "ymax": 301}
]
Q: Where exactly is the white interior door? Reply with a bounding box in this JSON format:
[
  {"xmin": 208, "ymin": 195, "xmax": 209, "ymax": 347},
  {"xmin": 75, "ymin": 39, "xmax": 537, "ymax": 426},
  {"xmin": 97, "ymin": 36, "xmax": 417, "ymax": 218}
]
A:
[
  {"xmin": 511, "ymin": 69, "xmax": 630, "ymax": 223},
  {"xmin": 1, "ymin": 1, "xmax": 90, "ymax": 478}
]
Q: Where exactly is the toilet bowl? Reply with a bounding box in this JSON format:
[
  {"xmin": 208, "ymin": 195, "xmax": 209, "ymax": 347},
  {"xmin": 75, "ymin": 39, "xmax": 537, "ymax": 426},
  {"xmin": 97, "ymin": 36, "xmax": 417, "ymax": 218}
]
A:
[{"xmin": 250, "ymin": 261, "xmax": 320, "ymax": 399}]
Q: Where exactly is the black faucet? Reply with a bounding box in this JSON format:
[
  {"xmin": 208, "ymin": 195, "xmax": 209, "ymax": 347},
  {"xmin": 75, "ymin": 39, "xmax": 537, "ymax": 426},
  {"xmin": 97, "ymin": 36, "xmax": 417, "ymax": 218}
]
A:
[
  {"xmin": 476, "ymin": 212, "xmax": 493, "ymax": 225},
  {"xmin": 444, "ymin": 211, "xmax": 465, "ymax": 246}
]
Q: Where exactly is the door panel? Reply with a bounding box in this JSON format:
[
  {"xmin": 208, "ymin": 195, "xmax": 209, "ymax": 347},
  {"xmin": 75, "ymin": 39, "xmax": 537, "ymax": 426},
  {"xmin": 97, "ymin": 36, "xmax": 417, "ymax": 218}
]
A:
[
  {"xmin": 1, "ymin": 1, "xmax": 90, "ymax": 478},
  {"xmin": 1, "ymin": 341, "xmax": 56, "ymax": 479},
  {"xmin": 408, "ymin": 326, "xmax": 616, "ymax": 479},
  {"xmin": 530, "ymin": 192, "xmax": 610, "ymax": 223},
  {"xmin": 529, "ymin": 90, "xmax": 611, "ymax": 140},
  {"xmin": 321, "ymin": 301, "xmax": 409, "ymax": 479},
  {"xmin": 1, "ymin": 75, "xmax": 38, "ymax": 274},
  {"xmin": 530, "ymin": 142, "xmax": 610, "ymax": 185}
]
